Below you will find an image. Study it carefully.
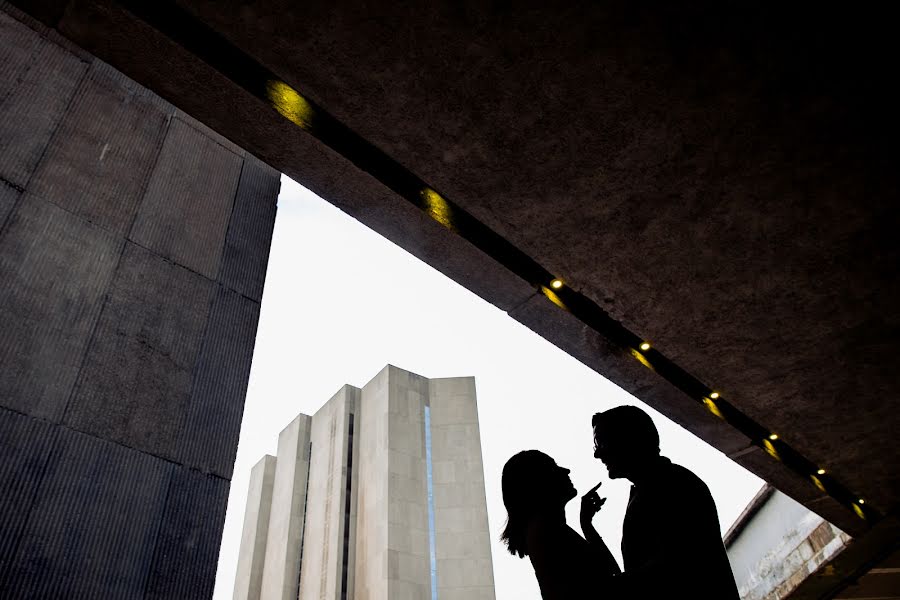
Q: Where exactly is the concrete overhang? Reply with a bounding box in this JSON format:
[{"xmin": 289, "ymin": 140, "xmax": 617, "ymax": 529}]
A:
[{"xmin": 13, "ymin": 0, "xmax": 898, "ymax": 588}]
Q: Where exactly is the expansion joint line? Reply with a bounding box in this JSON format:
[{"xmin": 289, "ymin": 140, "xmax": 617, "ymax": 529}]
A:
[{"xmin": 113, "ymin": 0, "xmax": 879, "ymax": 524}]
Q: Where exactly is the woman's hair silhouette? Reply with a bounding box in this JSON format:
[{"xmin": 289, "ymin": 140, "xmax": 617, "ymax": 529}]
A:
[{"xmin": 500, "ymin": 450, "xmax": 576, "ymax": 558}]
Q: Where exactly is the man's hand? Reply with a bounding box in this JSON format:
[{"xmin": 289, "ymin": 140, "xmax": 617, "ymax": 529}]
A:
[{"xmin": 580, "ymin": 480, "xmax": 607, "ymax": 525}]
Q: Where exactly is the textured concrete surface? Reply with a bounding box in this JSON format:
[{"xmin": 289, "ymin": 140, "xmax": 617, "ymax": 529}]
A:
[
  {"xmin": 145, "ymin": 468, "xmax": 230, "ymax": 600},
  {"xmin": 0, "ymin": 9, "xmax": 85, "ymax": 188},
  {"xmin": 26, "ymin": 0, "xmax": 898, "ymax": 535},
  {"xmin": 130, "ymin": 117, "xmax": 243, "ymax": 279},
  {"xmin": 28, "ymin": 60, "xmax": 170, "ymax": 234},
  {"xmin": 260, "ymin": 414, "xmax": 312, "ymax": 600},
  {"xmin": 1, "ymin": 427, "xmax": 173, "ymax": 598},
  {"xmin": 233, "ymin": 455, "xmax": 277, "ymax": 600},
  {"xmin": 219, "ymin": 156, "xmax": 280, "ymax": 302},
  {"xmin": 65, "ymin": 241, "xmax": 214, "ymax": 459},
  {"xmin": 0, "ymin": 195, "xmax": 121, "ymax": 421},
  {"xmin": 0, "ymin": 182, "xmax": 17, "ymax": 226},
  {"xmin": 179, "ymin": 286, "xmax": 261, "ymax": 478},
  {"xmin": 0, "ymin": 408, "xmax": 59, "ymax": 580},
  {"xmin": 0, "ymin": 8, "xmax": 280, "ymax": 598}
]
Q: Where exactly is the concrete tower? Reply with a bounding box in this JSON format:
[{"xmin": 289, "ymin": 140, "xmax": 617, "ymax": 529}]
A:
[{"xmin": 233, "ymin": 365, "xmax": 495, "ymax": 600}]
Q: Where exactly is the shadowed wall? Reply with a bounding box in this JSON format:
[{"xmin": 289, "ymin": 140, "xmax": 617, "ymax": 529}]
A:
[{"xmin": 0, "ymin": 6, "xmax": 279, "ymax": 597}]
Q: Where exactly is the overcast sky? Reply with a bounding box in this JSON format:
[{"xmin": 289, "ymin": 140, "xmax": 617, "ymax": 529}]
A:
[{"xmin": 212, "ymin": 175, "xmax": 763, "ymax": 600}]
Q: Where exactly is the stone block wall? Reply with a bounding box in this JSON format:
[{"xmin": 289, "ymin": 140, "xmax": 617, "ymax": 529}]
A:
[{"xmin": 0, "ymin": 5, "xmax": 279, "ymax": 598}]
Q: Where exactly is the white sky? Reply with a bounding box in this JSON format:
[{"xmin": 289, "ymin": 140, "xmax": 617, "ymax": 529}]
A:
[{"xmin": 212, "ymin": 175, "xmax": 764, "ymax": 600}]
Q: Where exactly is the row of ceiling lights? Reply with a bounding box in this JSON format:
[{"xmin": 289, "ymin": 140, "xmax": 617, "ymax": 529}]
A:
[{"xmin": 548, "ymin": 280, "xmax": 868, "ymax": 513}]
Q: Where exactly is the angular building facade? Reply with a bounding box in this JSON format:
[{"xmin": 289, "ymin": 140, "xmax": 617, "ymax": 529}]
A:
[{"xmin": 233, "ymin": 365, "xmax": 496, "ymax": 600}]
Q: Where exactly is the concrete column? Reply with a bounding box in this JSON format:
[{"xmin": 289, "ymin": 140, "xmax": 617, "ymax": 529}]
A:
[
  {"xmin": 298, "ymin": 385, "xmax": 360, "ymax": 600},
  {"xmin": 386, "ymin": 366, "xmax": 432, "ymax": 600},
  {"xmin": 0, "ymin": 5, "xmax": 279, "ymax": 598},
  {"xmin": 429, "ymin": 376, "xmax": 496, "ymax": 600},
  {"xmin": 355, "ymin": 366, "xmax": 391, "ymax": 600},
  {"xmin": 260, "ymin": 415, "xmax": 312, "ymax": 600},
  {"xmin": 233, "ymin": 455, "xmax": 277, "ymax": 600}
]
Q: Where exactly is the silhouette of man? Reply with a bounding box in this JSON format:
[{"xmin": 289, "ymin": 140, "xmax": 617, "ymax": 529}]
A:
[{"xmin": 582, "ymin": 406, "xmax": 740, "ymax": 599}]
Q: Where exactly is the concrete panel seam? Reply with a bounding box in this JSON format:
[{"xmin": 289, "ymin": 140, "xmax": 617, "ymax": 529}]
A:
[
  {"xmin": 505, "ymin": 289, "xmax": 540, "ymax": 316},
  {"xmin": 114, "ymin": 236, "xmax": 262, "ymax": 304},
  {"xmin": 0, "ymin": 403, "xmax": 233, "ymax": 485},
  {"xmin": 0, "ymin": 178, "xmax": 23, "ymax": 233},
  {"xmin": 0, "ymin": 54, "xmax": 88, "ymax": 242},
  {"xmin": 16, "ymin": 54, "xmax": 89, "ymax": 189},
  {"xmin": 0, "ymin": 177, "xmax": 24, "ymax": 193},
  {"xmin": 173, "ymin": 280, "xmax": 236, "ymax": 475},
  {"xmin": 59, "ymin": 237, "xmax": 127, "ymax": 423},
  {"xmin": 172, "ymin": 114, "xmax": 244, "ymax": 159},
  {"xmin": 12, "ymin": 188, "xmax": 126, "ymax": 238},
  {"xmin": 213, "ymin": 157, "xmax": 246, "ymax": 282},
  {"xmin": 124, "ymin": 110, "xmax": 174, "ymax": 240}
]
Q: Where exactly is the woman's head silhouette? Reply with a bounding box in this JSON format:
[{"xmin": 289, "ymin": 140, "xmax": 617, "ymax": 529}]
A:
[{"xmin": 500, "ymin": 450, "xmax": 576, "ymax": 558}]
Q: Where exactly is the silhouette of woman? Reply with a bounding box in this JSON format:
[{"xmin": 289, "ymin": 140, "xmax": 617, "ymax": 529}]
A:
[{"xmin": 501, "ymin": 450, "xmax": 620, "ymax": 600}]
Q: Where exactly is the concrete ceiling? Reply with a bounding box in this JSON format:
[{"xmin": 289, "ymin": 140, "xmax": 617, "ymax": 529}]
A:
[{"xmin": 14, "ymin": 0, "xmax": 898, "ymax": 593}]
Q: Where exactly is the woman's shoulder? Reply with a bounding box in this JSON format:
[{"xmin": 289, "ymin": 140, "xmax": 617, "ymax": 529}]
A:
[{"xmin": 526, "ymin": 518, "xmax": 590, "ymax": 557}]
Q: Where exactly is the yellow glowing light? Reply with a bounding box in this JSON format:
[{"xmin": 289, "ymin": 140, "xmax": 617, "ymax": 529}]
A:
[
  {"xmin": 639, "ymin": 342, "xmax": 651, "ymax": 351},
  {"xmin": 811, "ymin": 475, "xmax": 826, "ymax": 492},
  {"xmin": 702, "ymin": 397, "xmax": 724, "ymax": 420},
  {"xmin": 763, "ymin": 439, "xmax": 780, "ymax": 460},
  {"xmin": 540, "ymin": 286, "xmax": 568, "ymax": 311},
  {"xmin": 420, "ymin": 188, "xmax": 455, "ymax": 231},
  {"xmin": 768, "ymin": 433, "xmax": 778, "ymax": 440},
  {"xmin": 630, "ymin": 348, "xmax": 655, "ymax": 371},
  {"xmin": 550, "ymin": 279, "xmax": 563, "ymax": 289},
  {"xmin": 267, "ymin": 80, "xmax": 315, "ymax": 129},
  {"xmin": 817, "ymin": 468, "xmax": 826, "ymax": 475},
  {"xmin": 710, "ymin": 392, "xmax": 720, "ymax": 399},
  {"xmin": 853, "ymin": 503, "xmax": 866, "ymax": 519}
]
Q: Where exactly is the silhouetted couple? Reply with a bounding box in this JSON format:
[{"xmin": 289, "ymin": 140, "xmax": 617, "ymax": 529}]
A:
[{"xmin": 502, "ymin": 406, "xmax": 740, "ymax": 599}]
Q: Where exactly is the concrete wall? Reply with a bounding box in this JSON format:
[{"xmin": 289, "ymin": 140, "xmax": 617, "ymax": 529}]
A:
[
  {"xmin": 0, "ymin": 6, "xmax": 279, "ymax": 598},
  {"xmin": 727, "ymin": 490, "xmax": 849, "ymax": 600},
  {"xmin": 261, "ymin": 414, "xmax": 312, "ymax": 600},
  {"xmin": 234, "ymin": 455, "xmax": 277, "ymax": 600},
  {"xmin": 298, "ymin": 385, "xmax": 359, "ymax": 600},
  {"xmin": 429, "ymin": 377, "xmax": 496, "ymax": 600}
]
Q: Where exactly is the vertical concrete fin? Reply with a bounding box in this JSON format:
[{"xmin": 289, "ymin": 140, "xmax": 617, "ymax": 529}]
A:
[
  {"xmin": 355, "ymin": 366, "xmax": 392, "ymax": 600},
  {"xmin": 384, "ymin": 366, "xmax": 431, "ymax": 600},
  {"xmin": 233, "ymin": 455, "xmax": 277, "ymax": 600},
  {"xmin": 429, "ymin": 376, "xmax": 496, "ymax": 600},
  {"xmin": 298, "ymin": 384, "xmax": 360, "ymax": 600},
  {"xmin": 260, "ymin": 413, "xmax": 312, "ymax": 600}
]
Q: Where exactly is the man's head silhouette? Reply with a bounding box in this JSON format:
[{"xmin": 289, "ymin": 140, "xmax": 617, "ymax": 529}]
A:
[{"xmin": 592, "ymin": 406, "xmax": 660, "ymax": 480}]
